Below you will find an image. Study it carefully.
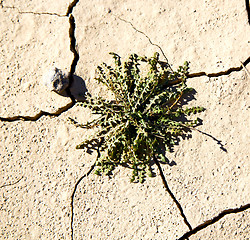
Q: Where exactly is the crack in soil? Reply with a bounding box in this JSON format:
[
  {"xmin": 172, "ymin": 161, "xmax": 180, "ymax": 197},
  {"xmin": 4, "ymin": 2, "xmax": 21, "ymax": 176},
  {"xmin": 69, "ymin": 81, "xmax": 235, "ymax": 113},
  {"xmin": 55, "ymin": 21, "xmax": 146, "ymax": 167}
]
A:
[
  {"xmin": 153, "ymin": 157, "xmax": 193, "ymax": 231},
  {"xmin": 1, "ymin": 4, "xmax": 66, "ymax": 17},
  {"xmin": 66, "ymin": 0, "xmax": 79, "ymax": 17},
  {"xmin": 70, "ymin": 163, "xmax": 96, "ymax": 240},
  {"xmin": 68, "ymin": 14, "xmax": 79, "ymax": 79},
  {"xmin": 188, "ymin": 56, "xmax": 250, "ymax": 78},
  {"xmin": 70, "ymin": 139, "xmax": 103, "ymax": 240},
  {"xmin": 246, "ymin": 0, "xmax": 250, "ymax": 24},
  {"xmin": 112, "ymin": 14, "xmax": 173, "ymax": 71},
  {"xmin": 178, "ymin": 203, "xmax": 250, "ymax": 240},
  {"xmin": 0, "ymin": 176, "xmax": 24, "ymax": 189},
  {"xmin": 0, "ymin": 101, "xmax": 75, "ymax": 122},
  {"xmin": 1, "ymin": 0, "xmax": 80, "ymax": 17}
]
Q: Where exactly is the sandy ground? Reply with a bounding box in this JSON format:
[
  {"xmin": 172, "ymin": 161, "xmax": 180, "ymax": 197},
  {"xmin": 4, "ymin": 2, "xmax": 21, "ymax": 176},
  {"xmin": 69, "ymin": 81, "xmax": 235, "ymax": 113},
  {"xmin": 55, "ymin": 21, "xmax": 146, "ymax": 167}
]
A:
[{"xmin": 0, "ymin": 0, "xmax": 249, "ymax": 239}]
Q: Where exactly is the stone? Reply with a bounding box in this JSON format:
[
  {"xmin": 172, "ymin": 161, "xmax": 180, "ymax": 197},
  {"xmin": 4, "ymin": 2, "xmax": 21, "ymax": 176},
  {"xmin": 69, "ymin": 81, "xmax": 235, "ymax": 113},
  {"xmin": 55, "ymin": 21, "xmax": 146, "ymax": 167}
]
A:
[{"xmin": 43, "ymin": 67, "xmax": 70, "ymax": 94}]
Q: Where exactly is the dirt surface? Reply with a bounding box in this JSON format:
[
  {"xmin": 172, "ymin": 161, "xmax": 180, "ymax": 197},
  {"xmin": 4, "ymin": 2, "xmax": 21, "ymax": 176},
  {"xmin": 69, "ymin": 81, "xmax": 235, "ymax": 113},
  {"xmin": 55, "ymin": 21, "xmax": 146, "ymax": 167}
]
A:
[{"xmin": 0, "ymin": 0, "xmax": 249, "ymax": 239}]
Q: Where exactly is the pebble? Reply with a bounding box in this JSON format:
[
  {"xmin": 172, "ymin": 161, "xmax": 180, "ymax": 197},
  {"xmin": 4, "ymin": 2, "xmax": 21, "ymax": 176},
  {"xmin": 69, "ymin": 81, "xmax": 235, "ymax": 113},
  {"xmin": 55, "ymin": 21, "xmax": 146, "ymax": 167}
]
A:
[{"xmin": 43, "ymin": 67, "xmax": 69, "ymax": 94}]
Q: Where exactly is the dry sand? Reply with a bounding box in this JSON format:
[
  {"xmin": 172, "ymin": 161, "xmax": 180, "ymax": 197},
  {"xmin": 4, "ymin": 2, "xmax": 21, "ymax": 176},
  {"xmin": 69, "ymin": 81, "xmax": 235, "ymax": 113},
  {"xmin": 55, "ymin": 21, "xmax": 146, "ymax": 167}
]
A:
[{"xmin": 0, "ymin": 0, "xmax": 249, "ymax": 239}]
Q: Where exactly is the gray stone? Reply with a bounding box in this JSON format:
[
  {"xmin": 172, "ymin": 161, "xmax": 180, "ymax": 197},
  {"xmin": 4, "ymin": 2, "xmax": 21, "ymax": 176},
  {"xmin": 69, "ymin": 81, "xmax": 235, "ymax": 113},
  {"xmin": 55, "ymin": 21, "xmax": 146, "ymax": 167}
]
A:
[{"xmin": 43, "ymin": 67, "xmax": 69, "ymax": 94}]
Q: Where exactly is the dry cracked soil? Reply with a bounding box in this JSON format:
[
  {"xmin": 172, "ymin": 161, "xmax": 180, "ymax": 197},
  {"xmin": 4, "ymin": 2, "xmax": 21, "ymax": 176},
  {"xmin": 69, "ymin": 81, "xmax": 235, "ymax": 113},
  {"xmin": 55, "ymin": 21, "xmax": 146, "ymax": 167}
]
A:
[{"xmin": 0, "ymin": 0, "xmax": 250, "ymax": 239}]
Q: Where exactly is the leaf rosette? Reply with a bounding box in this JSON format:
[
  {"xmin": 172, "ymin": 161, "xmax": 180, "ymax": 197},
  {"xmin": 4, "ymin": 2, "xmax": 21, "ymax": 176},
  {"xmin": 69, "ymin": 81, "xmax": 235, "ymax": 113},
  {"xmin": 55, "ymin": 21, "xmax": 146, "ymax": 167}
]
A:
[{"xmin": 70, "ymin": 53, "xmax": 205, "ymax": 182}]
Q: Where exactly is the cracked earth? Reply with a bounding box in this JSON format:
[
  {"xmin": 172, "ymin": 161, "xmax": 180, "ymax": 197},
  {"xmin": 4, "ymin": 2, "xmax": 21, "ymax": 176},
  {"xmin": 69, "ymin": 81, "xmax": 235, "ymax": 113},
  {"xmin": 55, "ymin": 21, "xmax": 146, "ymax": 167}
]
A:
[{"xmin": 0, "ymin": 0, "xmax": 250, "ymax": 239}]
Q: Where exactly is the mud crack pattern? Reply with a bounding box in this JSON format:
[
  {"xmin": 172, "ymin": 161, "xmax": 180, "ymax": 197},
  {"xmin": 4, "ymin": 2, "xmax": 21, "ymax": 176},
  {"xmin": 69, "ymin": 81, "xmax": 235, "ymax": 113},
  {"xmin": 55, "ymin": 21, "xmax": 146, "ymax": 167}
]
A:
[{"xmin": 0, "ymin": 1, "xmax": 249, "ymax": 239}]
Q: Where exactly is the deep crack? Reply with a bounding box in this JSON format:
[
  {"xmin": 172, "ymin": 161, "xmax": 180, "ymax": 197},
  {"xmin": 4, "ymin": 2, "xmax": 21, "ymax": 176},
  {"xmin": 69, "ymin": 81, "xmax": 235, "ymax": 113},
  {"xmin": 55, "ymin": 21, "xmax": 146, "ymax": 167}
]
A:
[
  {"xmin": 178, "ymin": 203, "xmax": 250, "ymax": 240},
  {"xmin": 246, "ymin": 0, "xmax": 250, "ymax": 24},
  {"xmin": 0, "ymin": 102, "xmax": 75, "ymax": 122},
  {"xmin": 188, "ymin": 56, "xmax": 250, "ymax": 78},
  {"xmin": 153, "ymin": 157, "xmax": 193, "ymax": 232},
  {"xmin": 66, "ymin": 0, "xmax": 80, "ymax": 17},
  {"xmin": 69, "ymin": 14, "xmax": 80, "ymax": 79}
]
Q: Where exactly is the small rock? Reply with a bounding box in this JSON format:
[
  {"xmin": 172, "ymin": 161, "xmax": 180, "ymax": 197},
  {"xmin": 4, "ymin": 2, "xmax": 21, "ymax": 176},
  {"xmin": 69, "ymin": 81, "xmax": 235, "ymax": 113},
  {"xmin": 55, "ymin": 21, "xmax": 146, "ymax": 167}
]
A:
[{"xmin": 43, "ymin": 67, "xmax": 69, "ymax": 94}]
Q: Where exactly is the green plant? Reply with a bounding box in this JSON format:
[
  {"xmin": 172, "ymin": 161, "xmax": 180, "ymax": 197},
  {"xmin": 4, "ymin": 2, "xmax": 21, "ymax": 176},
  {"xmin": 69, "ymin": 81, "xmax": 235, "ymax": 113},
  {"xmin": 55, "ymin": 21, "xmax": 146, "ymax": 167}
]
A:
[{"xmin": 69, "ymin": 52, "xmax": 205, "ymax": 183}]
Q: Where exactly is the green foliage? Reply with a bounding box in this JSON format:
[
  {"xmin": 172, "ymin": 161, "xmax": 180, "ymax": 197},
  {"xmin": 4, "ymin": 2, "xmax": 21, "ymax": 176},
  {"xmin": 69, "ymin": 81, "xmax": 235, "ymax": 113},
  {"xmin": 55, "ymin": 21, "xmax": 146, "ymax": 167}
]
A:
[{"xmin": 69, "ymin": 52, "xmax": 205, "ymax": 183}]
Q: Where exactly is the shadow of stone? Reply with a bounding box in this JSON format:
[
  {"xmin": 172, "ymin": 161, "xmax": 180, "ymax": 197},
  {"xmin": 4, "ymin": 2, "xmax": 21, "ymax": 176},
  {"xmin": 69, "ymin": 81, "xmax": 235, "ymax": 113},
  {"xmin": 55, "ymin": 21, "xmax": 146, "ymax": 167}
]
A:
[{"xmin": 58, "ymin": 75, "xmax": 87, "ymax": 101}]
